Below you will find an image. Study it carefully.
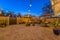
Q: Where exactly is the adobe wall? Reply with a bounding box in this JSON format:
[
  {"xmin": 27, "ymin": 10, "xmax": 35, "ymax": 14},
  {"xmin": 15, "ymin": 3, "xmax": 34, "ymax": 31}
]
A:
[{"xmin": 51, "ymin": 0, "xmax": 60, "ymax": 16}]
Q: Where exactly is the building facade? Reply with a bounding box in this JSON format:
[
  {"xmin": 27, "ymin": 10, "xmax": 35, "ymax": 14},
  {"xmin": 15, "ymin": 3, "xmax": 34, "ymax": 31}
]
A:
[{"xmin": 51, "ymin": 0, "xmax": 60, "ymax": 16}]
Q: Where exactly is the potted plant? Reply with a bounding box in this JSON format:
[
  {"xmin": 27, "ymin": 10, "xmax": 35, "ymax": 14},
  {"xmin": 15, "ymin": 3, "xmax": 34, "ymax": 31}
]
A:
[{"xmin": 53, "ymin": 18, "xmax": 60, "ymax": 35}]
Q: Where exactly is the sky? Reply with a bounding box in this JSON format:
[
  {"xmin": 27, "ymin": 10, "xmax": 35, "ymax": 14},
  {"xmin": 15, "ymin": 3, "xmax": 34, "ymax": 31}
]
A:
[{"xmin": 0, "ymin": 0, "xmax": 51, "ymax": 16}]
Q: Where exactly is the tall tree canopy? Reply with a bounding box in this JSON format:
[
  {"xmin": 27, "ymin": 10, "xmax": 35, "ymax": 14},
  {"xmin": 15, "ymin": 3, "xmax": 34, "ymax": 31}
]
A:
[{"xmin": 42, "ymin": 3, "xmax": 54, "ymax": 15}]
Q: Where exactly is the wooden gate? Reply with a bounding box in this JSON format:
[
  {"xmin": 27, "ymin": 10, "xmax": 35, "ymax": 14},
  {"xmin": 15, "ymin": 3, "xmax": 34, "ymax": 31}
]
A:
[{"xmin": 9, "ymin": 17, "xmax": 17, "ymax": 25}]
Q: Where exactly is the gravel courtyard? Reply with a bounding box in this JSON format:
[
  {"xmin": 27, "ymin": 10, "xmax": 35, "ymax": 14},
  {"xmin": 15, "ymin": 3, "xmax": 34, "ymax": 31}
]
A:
[{"xmin": 0, "ymin": 25, "xmax": 60, "ymax": 40}]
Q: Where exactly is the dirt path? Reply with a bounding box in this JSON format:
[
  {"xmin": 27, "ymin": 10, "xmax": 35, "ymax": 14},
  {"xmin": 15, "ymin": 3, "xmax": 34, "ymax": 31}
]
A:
[{"xmin": 0, "ymin": 25, "xmax": 60, "ymax": 40}]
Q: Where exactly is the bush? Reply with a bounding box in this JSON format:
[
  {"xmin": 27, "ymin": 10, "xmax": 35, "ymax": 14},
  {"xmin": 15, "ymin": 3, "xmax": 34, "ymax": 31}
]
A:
[
  {"xmin": 43, "ymin": 23, "xmax": 49, "ymax": 27},
  {"xmin": 38, "ymin": 20, "xmax": 42, "ymax": 24},
  {"xmin": 31, "ymin": 21, "xmax": 35, "ymax": 26},
  {"xmin": 19, "ymin": 22, "xmax": 25, "ymax": 24},
  {"xmin": 3, "ymin": 20, "xmax": 7, "ymax": 27},
  {"xmin": 26, "ymin": 24, "xmax": 30, "ymax": 26},
  {"xmin": 41, "ymin": 21, "xmax": 50, "ymax": 27},
  {"xmin": 32, "ymin": 23, "xmax": 35, "ymax": 26},
  {"xmin": 52, "ymin": 18, "xmax": 59, "ymax": 29},
  {"xmin": 52, "ymin": 18, "xmax": 60, "ymax": 35},
  {"xmin": 0, "ymin": 20, "xmax": 7, "ymax": 28},
  {"xmin": 25, "ymin": 23, "xmax": 31, "ymax": 26}
]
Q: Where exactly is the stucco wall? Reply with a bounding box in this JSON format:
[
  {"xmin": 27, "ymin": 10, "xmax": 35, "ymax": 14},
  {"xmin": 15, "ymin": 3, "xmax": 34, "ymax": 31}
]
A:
[{"xmin": 51, "ymin": 0, "xmax": 60, "ymax": 16}]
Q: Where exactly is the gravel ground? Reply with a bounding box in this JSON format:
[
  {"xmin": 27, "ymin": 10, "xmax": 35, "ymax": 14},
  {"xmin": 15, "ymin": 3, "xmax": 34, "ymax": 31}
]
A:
[{"xmin": 0, "ymin": 24, "xmax": 60, "ymax": 40}]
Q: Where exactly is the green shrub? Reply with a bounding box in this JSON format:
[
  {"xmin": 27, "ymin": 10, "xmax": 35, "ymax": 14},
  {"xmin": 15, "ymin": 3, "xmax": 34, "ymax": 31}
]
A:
[
  {"xmin": 25, "ymin": 23, "xmax": 30, "ymax": 26},
  {"xmin": 38, "ymin": 20, "xmax": 42, "ymax": 24},
  {"xmin": 42, "ymin": 23, "xmax": 49, "ymax": 27},
  {"xmin": 52, "ymin": 18, "xmax": 59, "ymax": 30},
  {"xmin": 3, "ymin": 20, "xmax": 7, "ymax": 27},
  {"xmin": 0, "ymin": 20, "xmax": 7, "ymax": 28}
]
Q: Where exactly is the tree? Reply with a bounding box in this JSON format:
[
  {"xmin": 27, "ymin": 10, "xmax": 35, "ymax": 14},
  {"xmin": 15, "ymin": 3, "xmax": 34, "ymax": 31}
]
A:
[
  {"xmin": 0, "ymin": 10, "xmax": 5, "ymax": 16},
  {"xmin": 17, "ymin": 13, "xmax": 21, "ymax": 17},
  {"xmin": 42, "ymin": 4, "xmax": 54, "ymax": 15},
  {"xmin": 6, "ymin": 12, "xmax": 15, "ymax": 17}
]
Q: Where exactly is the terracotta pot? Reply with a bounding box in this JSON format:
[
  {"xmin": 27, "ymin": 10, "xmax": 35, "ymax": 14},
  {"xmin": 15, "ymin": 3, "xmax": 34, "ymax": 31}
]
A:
[{"xmin": 53, "ymin": 29, "xmax": 60, "ymax": 35}]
